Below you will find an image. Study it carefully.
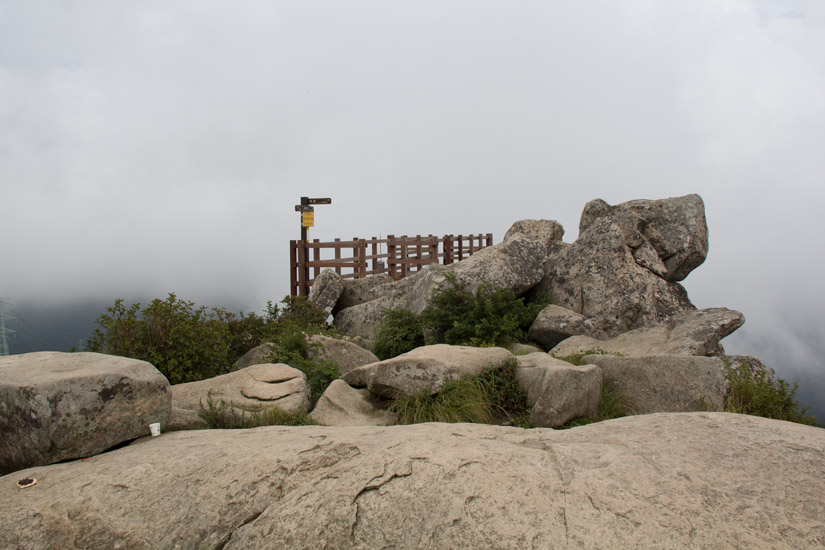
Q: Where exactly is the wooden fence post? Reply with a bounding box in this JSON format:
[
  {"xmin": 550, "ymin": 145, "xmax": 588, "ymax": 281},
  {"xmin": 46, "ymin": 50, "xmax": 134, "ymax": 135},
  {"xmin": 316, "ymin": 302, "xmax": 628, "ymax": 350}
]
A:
[{"xmin": 334, "ymin": 238, "xmax": 341, "ymax": 275}]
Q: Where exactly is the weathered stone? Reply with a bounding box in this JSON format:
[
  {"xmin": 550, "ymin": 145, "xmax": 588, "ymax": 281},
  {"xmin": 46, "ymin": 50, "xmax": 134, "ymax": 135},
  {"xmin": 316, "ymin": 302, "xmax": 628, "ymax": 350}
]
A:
[
  {"xmin": 0, "ymin": 352, "xmax": 170, "ymax": 476},
  {"xmin": 308, "ymin": 268, "xmax": 345, "ymax": 316},
  {"xmin": 582, "ymin": 355, "xmax": 728, "ymax": 414},
  {"xmin": 309, "ymin": 379, "xmax": 395, "ymax": 426},
  {"xmin": 534, "ymin": 216, "xmax": 696, "ymax": 337},
  {"xmin": 2, "ymin": 415, "xmax": 824, "ymax": 549},
  {"xmin": 333, "ymin": 294, "xmax": 396, "ymax": 341},
  {"xmin": 579, "ymin": 194, "xmax": 708, "ymax": 282},
  {"xmin": 306, "ymin": 334, "xmax": 379, "ymax": 377},
  {"xmin": 343, "ymin": 344, "xmax": 514, "ymax": 397},
  {"xmin": 169, "ymin": 364, "xmax": 309, "ymax": 431},
  {"xmin": 333, "ymin": 273, "xmax": 393, "ymax": 314},
  {"xmin": 515, "ymin": 352, "xmax": 602, "ymax": 427},
  {"xmin": 232, "ymin": 342, "xmax": 275, "ymax": 371},
  {"xmin": 550, "ymin": 308, "xmax": 745, "ymax": 358},
  {"xmin": 528, "ymin": 304, "xmax": 607, "ymax": 349},
  {"xmin": 502, "ymin": 219, "xmax": 566, "ymax": 256}
]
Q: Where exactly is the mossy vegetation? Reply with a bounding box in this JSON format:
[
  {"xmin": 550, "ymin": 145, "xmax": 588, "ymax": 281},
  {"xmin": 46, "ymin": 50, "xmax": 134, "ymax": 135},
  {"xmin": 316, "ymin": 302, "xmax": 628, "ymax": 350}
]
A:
[{"xmin": 552, "ymin": 348, "xmax": 624, "ymax": 366}]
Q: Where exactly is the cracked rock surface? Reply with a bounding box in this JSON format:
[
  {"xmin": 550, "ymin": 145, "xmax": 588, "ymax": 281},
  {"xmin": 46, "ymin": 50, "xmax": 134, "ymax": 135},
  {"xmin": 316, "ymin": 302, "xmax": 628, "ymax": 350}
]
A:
[{"xmin": 2, "ymin": 413, "xmax": 824, "ymax": 549}]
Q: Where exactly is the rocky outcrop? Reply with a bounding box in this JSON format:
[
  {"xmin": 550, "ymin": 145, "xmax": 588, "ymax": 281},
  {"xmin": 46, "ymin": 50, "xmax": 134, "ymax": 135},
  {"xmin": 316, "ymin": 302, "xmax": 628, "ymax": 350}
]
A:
[
  {"xmin": 343, "ymin": 344, "xmax": 514, "ymax": 398},
  {"xmin": 502, "ymin": 218, "xmax": 566, "ymax": 257},
  {"xmin": 0, "ymin": 352, "xmax": 170, "ymax": 476},
  {"xmin": 306, "ymin": 334, "xmax": 379, "ymax": 377},
  {"xmin": 2, "ymin": 414, "xmax": 823, "ymax": 549},
  {"xmin": 308, "ymin": 268, "xmax": 344, "ymax": 316},
  {"xmin": 332, "ymin": 273, "xmax": 394, "ymax": 314},
  {"xmin": 579, "ymin": 194, "xmax": 708, "ymax": 282},
  {"xmin": 583, "ymin": 355, "xmax": 728, "ymax": 414},
  {"xmin": 550, "ymin": 307, "xmax": 745, "ymax": 358},
  {"xmin": 309, "ymin": 379, "xmax": 396, "ymax": 426},
  {"xmin": 515, "ymin": 353, "xmax": 602, "ymax": 427},
  {"xmin": 533, "ymin": 215, "xmax": 696, "ymax": 337},
  {"xmin": 169, "ymin": 364, "xmax": 310, "ymax": 431},
  {"xmin": 232, "ymin": 342, "xmax": 275, "ymax": 371}
]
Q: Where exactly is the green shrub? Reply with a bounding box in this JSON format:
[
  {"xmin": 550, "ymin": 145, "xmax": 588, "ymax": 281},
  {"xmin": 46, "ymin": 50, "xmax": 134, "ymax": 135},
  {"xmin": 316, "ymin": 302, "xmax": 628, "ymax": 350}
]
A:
[
  {"xmin": 86, "ymin": 294, "xmax": 235, "ymax": 384},
  {"xmin": 725, "ymin": 361, "xmax": 816, "ymax": 425},
  {"xmin": 372, "ymin": 309, "xmax": 425, "ymax": 360},
  {"xmin": 421, "ymin": 273, "xmax": 546, "ymax": 347},
  {"xmin": 390, "ymin": 377, "xmax": 494, "ymax": 425},
  {"xmin": 199, "ymin": 393, "xmax": 318, "ymax": 428},
  {"xmin": 87, "ymin": 294, "xmax": 332, "ymax": 385},
  {"xmin": 560, "ymin": 387, "xmax": 629, "ymax": 429}
]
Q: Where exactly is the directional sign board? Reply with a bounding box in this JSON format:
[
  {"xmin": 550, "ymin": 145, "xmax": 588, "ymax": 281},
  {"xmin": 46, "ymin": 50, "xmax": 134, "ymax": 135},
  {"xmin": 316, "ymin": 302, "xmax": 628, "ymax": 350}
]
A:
[
  {"xmin": 295, "ymin": 204, "xmax": 314, "ymax": 212},
  {"xmin": 306, "ymin": 198, "xmax": 332, "ymax": 205},
  {"xmin": 302, "ymin": 211, "xmax": 315, "ymax": 228}
]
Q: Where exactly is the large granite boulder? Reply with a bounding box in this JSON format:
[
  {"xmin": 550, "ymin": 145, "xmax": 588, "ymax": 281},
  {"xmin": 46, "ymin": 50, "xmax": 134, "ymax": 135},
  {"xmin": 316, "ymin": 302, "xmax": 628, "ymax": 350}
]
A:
[
  {"xmin": 169, "ymin": 364, "xmax": 310, "ymax": 431},
  {"xmin": 533, "ymin": 215, "xmax": 696, "ymax": 337},
  {"xmin": 332, "ymin": 273, "xmax": 394, "ymax": 314},
  {"xmin": 308, "ymin": 268, "xmax": 344, "ymax": 316},
  {"xmin": 579, "ymin": 194, "xmax": 708, "ymax": 282},
  {"xmin": 550, "ymin": 308, "xmax": 745, "ymax": 358},
  {"xmin": 309, "ymin": 379, "xmax": 396, "ymax": 426},
  {"xmin": 515, "ymin": 352, "xmax": 602, "ymax": 427},
  {"xmin": 0, "ymin": 352, "xmax": 170, "ymax": 476},
  {"xmin": 342, "ymin": 344, "xmax": 514, "ymax": 398},
  {"xmin": 2, "ymin": 414, "xmax": 823, "ymax": 549},
  {"xmin": 502, "ymin": 218, "xmax": 566, "ymax": 257},
  {"xmin": 232, "ymin": 342, "xmax": 276, "ymax": 371},
  {"xmin": 582, "ymin": 355, "xmax": 728, "ymax": 414},
  {"xmin": 306, "ymin": 334, "xmax": 379, "ymax": 377}
]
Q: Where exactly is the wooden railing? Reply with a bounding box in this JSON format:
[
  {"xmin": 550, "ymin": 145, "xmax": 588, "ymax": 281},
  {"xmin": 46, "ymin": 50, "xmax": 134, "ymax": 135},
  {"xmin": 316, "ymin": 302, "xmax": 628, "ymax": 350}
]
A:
[{"xmin": 290, "ymin": 233, "xmax": 493, "ymax": 296}]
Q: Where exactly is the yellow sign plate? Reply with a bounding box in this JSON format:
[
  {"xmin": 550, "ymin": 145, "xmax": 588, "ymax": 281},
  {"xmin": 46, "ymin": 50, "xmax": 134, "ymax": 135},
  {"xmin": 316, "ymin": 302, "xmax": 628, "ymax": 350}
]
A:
[{"xmin": 302, "ymin": 211, "xmax": 315, "ymax": 228}]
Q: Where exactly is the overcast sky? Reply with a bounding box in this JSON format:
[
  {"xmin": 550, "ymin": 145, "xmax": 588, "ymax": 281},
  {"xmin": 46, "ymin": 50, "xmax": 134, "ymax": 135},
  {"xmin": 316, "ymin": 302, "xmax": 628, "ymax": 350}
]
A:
[{"xmin": 2, "ymin": 1, "xmax": 824, "ymax": 407}]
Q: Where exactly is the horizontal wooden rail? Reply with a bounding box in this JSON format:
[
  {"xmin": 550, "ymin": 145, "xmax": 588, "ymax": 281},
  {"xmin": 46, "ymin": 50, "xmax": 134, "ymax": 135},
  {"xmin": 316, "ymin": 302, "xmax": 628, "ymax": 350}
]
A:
[{"xmin": 290, "ymin": 233, "xmax": 493, "ymax": 296}]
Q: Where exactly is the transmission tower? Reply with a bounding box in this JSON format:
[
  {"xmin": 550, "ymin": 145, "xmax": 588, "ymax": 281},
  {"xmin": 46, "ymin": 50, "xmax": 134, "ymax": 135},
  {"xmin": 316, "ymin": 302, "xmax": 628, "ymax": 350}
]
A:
[{"xmin": 0, "ymin": 298, "xmax": 16, "ymax": 356}]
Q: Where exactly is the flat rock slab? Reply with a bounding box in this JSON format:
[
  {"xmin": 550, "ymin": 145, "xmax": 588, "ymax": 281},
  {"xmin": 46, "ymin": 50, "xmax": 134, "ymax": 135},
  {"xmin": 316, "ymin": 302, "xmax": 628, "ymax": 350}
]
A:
[
  {"xmin": 583, "ymin": 354, "xmax": 728, "ymax": 414},
  {"xmin": 0, "ymin": 352, "xmax": 170, "ymax": 476},
  {"xmin": 343, "ymin": 344, "xmax": 514, "ymax": 397},
  {"xmin": 169, "ymin": 364, "xmax": 309, "ymax": 431},
  {"xmin": 1, "ymin": 414, "xmax": 823, "ymax": 549},
  {"xmin": 551, "ymin": 307, "xmax": 745, "ymax": 358}
]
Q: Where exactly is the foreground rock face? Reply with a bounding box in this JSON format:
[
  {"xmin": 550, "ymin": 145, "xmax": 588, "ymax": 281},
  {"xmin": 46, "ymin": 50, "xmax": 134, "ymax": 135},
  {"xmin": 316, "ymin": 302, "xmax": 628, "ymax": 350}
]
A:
[
  {"xmin": 550, "ymin": 308, "xmax": 745, "ymax": 358},
  {"xmin": 169, "ymin": 364, "xmax": 309, "ymax": 431},
  {"xmin": 309, "ymin": 379, "xmax": 396, "ymax": 426},
  {"xmin": 342, "ymin": 344, "xmax": 514, "ymax": 397},
  {"xmin": 2, "ymin": 414, "xmax": 823, "ymax": 549},
  {"xmin": 0, "ymin": 352, "xmax": 170, "ymax": 476}
]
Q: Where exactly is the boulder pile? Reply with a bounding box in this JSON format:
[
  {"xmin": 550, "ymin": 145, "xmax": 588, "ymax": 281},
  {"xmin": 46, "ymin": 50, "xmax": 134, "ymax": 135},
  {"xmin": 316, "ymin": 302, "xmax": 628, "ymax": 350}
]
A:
[{"xmin": 2, "ymin": 193, "xmax": 818, "ymax": 549}]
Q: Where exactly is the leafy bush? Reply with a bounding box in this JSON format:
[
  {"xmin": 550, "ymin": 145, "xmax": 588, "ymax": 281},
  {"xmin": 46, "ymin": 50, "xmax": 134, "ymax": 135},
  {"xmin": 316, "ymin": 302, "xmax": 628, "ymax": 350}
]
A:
[
  {"xmin": 86, "ymin": 294, "xmax": 235, "ymax": 384},
  {"xmin": 390, "ymin": 377, "xmax": 494, "ymax": 424},
  {"xmin": 199, "ymin": 393, "xmax": 318, "ymax": 428},
  {"xmin": 372, "ymin": 308, "xmax": 425, "ymax": 360},
  {"xmin": 725, "ymin": 361, "xmax": 816, "ymax": 425},
  {"xmin": 421, "ymin": 273, "xmax": 546, "ymax": 347},
  {"xmin": 87, "ymin": 294, "xmax": 332, "ymax": 385}
]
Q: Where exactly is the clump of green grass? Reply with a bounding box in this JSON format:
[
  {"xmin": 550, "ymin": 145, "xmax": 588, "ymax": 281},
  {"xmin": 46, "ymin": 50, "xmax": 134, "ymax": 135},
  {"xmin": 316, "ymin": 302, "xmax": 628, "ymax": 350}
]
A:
[
  {"xmin": 372, "ymin": 308, "xmax": 425, "ymax": 360},
  {"xmin": 390, "ymin": 378, "xmax": 494, "ymax": 425},
  {"xmin": 199, "ymin": 393, "xmax": 318, "ymax": 428},
  {"xmin": 390, "ymin": 361, "xmax": 532, "ymax": 426},
  {"xmin": 725, "ymin": 361, "xmax": 816, "ymax": 425},
  {"xmin": 560, "ymin": 387, "xmax": 629, "ymax": 429}
]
